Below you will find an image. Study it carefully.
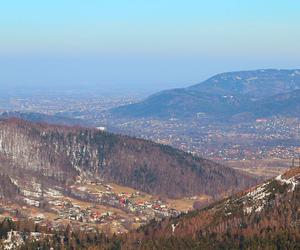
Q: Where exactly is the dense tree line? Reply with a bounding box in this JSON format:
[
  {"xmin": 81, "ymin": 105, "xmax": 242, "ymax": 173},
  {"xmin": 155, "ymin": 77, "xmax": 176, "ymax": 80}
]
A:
[
  {"xmin": 1, "ymin": 217, "xmax": 300, "ymax": 249},
  {"xmin": 0, "ymin": 118, "xmax": 256, "ymax": 199}
]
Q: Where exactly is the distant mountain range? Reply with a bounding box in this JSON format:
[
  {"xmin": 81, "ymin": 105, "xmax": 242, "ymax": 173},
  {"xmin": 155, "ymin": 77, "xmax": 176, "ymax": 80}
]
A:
[
  {"xmin": 0, "ymin": 118, "xmax": 256, "ymax": 199},
  {"xmin": 111, "ymin": 69, "xmax": 300, "ymax": 120}
]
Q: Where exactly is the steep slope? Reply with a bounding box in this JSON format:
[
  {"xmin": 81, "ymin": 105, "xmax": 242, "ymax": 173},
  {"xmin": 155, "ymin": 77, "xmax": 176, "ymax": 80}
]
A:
[
  {"xmin": 121, "ymin": 167, "xmax": 300, "ymax": 249},
  {"xmin": 254, "ymin": 89, "xmax": 300, "ymax": 117},
  {"xmin": 110, "ymin": 69, "xmax": 300, "ymax": 119},
  {"xmin": 0, "ymin": 118, "xmax": 256, "ymax": 198},
  {"xmin": 111, "ymin": 89, "xmax": 251, "ymax": 119},
  {"xmin": 0, "ymin": 173, "xmax": 19, "ymax": 199}
]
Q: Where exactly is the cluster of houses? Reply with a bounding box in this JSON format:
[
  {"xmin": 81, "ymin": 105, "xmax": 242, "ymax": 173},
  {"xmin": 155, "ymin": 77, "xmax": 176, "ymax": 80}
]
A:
[
  {"xmin": 49, "ymin": 181, "xmax": 181, "ymax": 230},
  {"xmin": 57, "ymin": 203, "xmax": 115, "ymax": 224},
  {"xmin": 73, "ymin": 181, "xmax": 180, "ymax": 217},
  {"xmin": 0, "ymin": 178, "xmax": 183, "ymax": 234}
]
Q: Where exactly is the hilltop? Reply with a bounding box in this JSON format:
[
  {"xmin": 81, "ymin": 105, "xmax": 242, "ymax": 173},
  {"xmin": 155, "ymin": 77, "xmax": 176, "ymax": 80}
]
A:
[
  {"xmin": 111, "ymin": 69, "xmax": 300, "ymax": 120},
  {"xmin": 0, "ymin": 118, "xmax": 256, "ymax": 199}
]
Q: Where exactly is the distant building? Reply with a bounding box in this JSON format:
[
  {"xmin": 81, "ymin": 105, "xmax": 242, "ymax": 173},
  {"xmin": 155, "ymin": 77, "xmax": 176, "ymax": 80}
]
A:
[
  {"xmin": 96, "ymin": 126, "xmax": 106, "ymax": 131},
  {"xmin": 255, "ymin": 118, "xmax": 268, "ymax": 123},
  {"xmin": 196, "ymin": 112, "xmax": 206, "ymax": 119}
]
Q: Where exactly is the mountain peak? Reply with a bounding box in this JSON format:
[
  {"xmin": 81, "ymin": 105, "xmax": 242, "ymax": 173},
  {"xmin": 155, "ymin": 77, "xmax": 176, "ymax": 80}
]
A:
[{"xmin": 111, "ymin": 69, "xmax": 300, "ymax": 120}]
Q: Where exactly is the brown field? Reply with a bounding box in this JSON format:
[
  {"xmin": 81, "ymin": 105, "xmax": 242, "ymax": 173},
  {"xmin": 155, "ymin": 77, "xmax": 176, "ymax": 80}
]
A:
[
  {"xmin": 167, "ymin": 194, "xmax": 212, "ymax": 212},
  {"xmin": 228, "ymin": 158, "xmax": 293, "ymax": 178}
]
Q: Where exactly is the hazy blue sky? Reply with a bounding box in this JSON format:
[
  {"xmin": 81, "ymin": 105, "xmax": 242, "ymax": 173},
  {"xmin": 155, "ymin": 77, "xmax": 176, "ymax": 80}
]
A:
[{"xmin": 1, "ymin": 1, "xmax": 300, "ymax": 94}]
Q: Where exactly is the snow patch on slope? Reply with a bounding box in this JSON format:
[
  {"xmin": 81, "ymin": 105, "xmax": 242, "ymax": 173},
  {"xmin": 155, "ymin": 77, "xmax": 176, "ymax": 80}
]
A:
[
  {"xmin": 243, "ymin": 182, "xmax": 271, "ymax": 215},
  {"xmin": 242, "ymin": 172, "xmax": 299, "ymax": 215},
  {"xmin": 275, "ymin": 174, "xmax": 298, "ymax": 192}
]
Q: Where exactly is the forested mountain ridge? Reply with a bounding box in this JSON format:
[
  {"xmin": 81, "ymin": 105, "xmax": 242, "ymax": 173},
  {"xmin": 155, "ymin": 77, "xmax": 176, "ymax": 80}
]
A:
[
  {"xmin": 189, "ymin": 69, "xmax": 300, "ymax": 99},
  {"xmin": 111, "ymin": 69, "xmax": 300, "ymax": 120},
  {"xmin": 0, "ymin": 118, "xmax": 256, "ymax": 198},
  {"xmin": 119, "ymin": 167, "xmax": 300, "ymax": 249}
]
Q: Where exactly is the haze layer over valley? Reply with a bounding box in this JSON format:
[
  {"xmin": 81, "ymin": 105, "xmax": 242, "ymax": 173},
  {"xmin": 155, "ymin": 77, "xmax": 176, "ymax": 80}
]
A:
[{"xmin": 2, "ymin": 69, "xmax": 299, "ymax": 178}]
